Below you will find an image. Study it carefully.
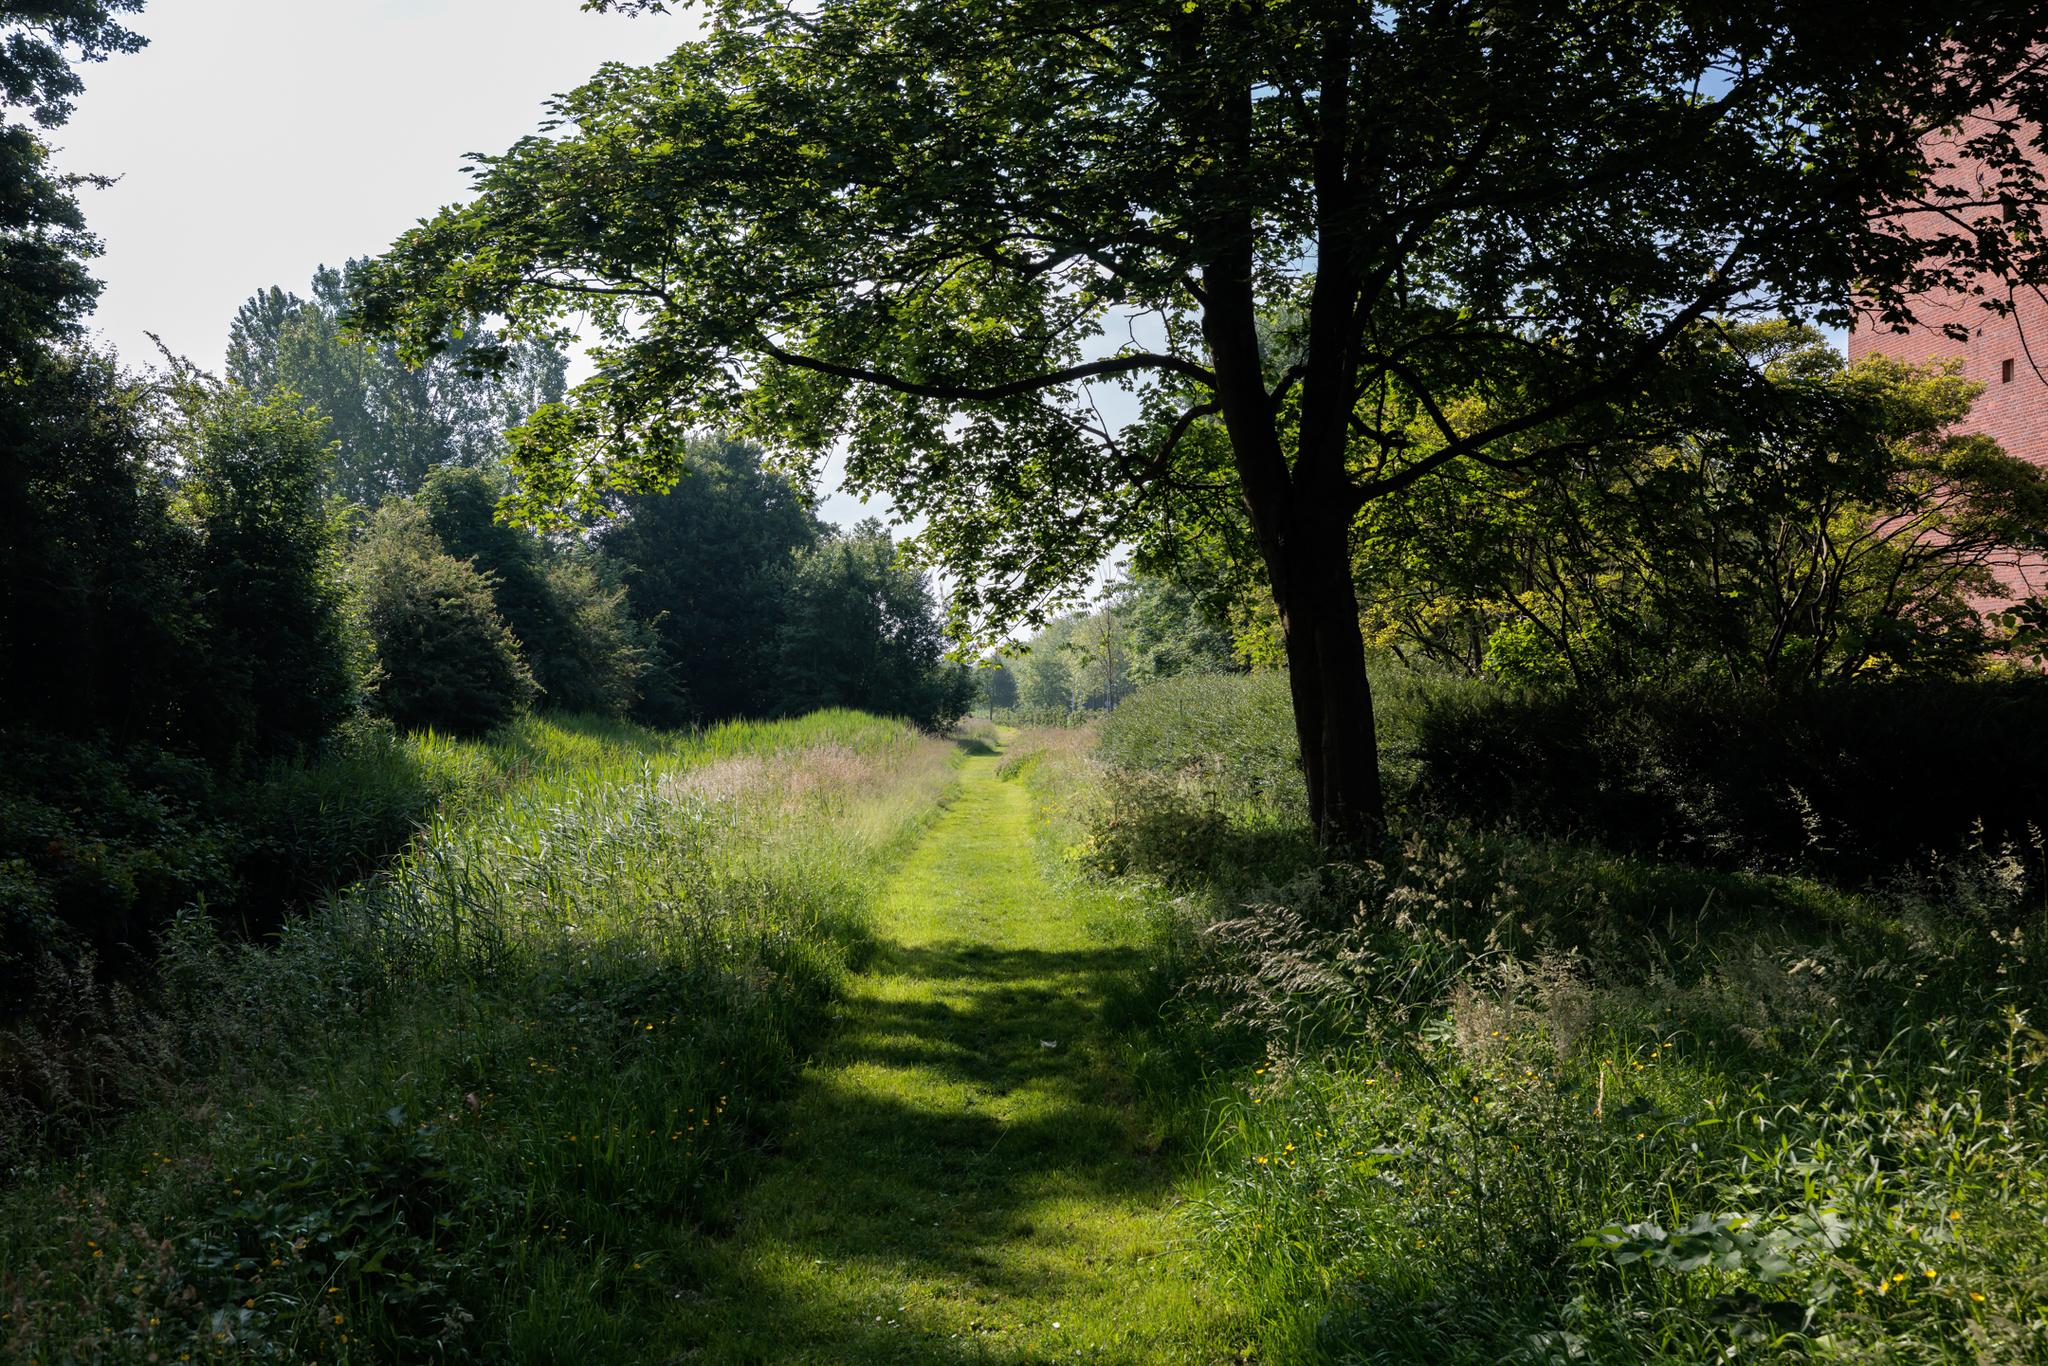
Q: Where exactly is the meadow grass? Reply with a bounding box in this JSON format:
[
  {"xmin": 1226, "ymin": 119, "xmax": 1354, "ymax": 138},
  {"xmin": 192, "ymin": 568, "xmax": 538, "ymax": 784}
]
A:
[
  {"xmin": 655, "ymin": 728, "xmax": 1246, "ymax": 1362},
  {"xmin": 0, "ymin": 710, "xmax": 958, "ymax": 1362},
  {"xmin": 1049, "ymin": 679, "xmax": 2048, "ymax": 1364}
]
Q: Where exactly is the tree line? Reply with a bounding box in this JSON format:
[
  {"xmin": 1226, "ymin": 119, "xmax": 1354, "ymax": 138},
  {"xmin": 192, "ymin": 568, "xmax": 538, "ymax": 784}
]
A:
[
  {"xmin": 358, "ymin": 0, "xmax": 2048, "ymax": 848},
  {"xmin": 0, "ymin": 0, "xmax": 969, "ymax": 983}
]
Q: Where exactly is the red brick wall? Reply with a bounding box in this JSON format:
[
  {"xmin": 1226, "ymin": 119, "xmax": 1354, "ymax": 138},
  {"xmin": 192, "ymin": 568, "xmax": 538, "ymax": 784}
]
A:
[
  {"xmin": 1849, "ymin": 110, "xmax": 2048, "ymax": 604},
  {"xmin": 1848, "ymin": 109, "xmax": 2048, "ymax": 472}
]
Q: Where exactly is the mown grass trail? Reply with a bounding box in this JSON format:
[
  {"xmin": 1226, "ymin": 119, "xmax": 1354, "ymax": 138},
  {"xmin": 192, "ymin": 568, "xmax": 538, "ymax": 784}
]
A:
[{"xmin": 680, "ymin": 737, "xmax": 1243, "ymax": 1363}]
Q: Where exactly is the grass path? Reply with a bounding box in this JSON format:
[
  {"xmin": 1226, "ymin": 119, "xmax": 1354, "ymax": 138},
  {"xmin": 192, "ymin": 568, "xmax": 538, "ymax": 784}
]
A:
[{"xmin": 681, "ymin": 738, "xmax": 1243, "ymax": 1363}]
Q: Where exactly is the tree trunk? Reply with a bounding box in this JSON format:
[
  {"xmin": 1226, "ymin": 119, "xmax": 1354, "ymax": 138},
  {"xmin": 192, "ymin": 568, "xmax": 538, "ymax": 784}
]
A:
[
  {"xmin": 1270, "ymin": 507, "xmax": 1387, "ymax": 851},
  {"xmin": 1193, "ymin": 20, "xmax": 1383, "ymax": 851}
]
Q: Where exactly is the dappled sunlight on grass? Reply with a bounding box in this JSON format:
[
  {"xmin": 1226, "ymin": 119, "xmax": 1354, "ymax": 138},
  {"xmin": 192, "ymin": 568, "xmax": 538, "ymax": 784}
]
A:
[{"xmin": 672, "ymin": 734, "xmax": 1245, "ymax": 1363}]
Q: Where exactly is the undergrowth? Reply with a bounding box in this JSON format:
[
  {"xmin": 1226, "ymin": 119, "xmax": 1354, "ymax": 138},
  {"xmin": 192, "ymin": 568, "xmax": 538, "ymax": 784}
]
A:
[
  {"xmin": 1045, "ymin": 677, "xmax": 2048, "ymax": 1364},
  {"xmin": 0, "ymin": 710, "xmax": 957, "ymax": 1363}
]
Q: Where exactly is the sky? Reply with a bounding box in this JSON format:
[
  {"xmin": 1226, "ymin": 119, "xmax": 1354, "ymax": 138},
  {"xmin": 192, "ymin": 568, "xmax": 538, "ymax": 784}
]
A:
[{"xmin": 51, "ymin": 0, "xmax": 890, "ymax": 528}]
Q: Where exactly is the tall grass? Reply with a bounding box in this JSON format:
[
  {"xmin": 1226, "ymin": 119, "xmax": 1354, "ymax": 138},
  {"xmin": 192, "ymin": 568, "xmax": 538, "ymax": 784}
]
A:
[
  {"xmin": 0, "ymin": 710, "xmax": 957, "ymax": 1362},
  {"xmin": 1056, "ymin": 677, "xmax": 2048, "ymax": 1363}
]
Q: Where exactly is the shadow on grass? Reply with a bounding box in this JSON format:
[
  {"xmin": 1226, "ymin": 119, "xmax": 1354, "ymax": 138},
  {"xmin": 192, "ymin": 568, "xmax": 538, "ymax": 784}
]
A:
[{"xmin": 672, "ymin": 936, "xmax": 1191, "ymax": 1362}]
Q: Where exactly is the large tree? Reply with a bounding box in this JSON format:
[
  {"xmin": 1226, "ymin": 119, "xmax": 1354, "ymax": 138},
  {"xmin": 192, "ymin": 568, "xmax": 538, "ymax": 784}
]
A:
[
  {"xmin": 0, "ymin": 0, "xmax": 144, "ymax": 367},
  {"xmin": 356, "ymin": 0, "xmax": 2048, "ymax": 847},
  {"xmin": 228, "ymin": 261, "xmax": 568, "ymax": 503},
  {"xmin": 594, "ymin": 435, "xmax": 822, "ymax": 722}
]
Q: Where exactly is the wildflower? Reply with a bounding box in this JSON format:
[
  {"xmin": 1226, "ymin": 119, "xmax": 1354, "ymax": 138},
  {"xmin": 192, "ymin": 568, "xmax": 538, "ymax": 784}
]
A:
[{"xmin": 1972, "ymin": 1292, "xmax": 1986, "ymax": 1303}]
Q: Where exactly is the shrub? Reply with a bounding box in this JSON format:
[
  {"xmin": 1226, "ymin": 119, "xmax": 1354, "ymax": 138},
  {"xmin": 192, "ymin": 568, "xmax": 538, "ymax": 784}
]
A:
[
  {"xmin": 534, "ymin": 553, "xmax": 652, "ymax": 716},
  {"xmin": 1406, "ymin": 675, "xmax": 2048, "ymax": 877},
  {"xmin": 350, "ymin": 501, "xmax": 535, "ymax": 735},
  {"xmin": 1104, "ymin": 668, "xmax": 2048, "ymax": 881},
  {"xmin": 420, "ymin": 465, "xmax": 648, "ymax": 717},
  {"xmin": 173, "ymin": 380, "xmax": 358, "ymax": 764}
]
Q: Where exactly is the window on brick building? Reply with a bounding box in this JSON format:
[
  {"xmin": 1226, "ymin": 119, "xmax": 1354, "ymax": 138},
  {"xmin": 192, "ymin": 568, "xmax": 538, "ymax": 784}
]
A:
[{"xmin": 2003, "ymin": 358, "xmax": 2016, "ymax": 383}]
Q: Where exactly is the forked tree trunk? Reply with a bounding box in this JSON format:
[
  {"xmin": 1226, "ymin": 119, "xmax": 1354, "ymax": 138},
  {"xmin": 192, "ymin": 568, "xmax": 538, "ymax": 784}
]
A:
[{"xmin": 1201, "ymin": 268, "xmax": 1388, "ymax": 849}]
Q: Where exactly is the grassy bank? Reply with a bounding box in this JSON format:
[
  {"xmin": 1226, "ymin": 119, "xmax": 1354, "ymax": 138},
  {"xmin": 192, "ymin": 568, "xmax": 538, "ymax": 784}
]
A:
[
  {"xmin": 1, "ymin": 711, "xmax": 957, "ymax": 1362},
  {"xmin": 1043, "ymin": 677, "xmax": 2048, "ymax": 1363}
]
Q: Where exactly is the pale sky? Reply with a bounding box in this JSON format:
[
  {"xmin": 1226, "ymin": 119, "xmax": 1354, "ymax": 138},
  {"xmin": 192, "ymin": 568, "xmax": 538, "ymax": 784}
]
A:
[{"xmin": 51, "ymin": 0, "xmax": 890, "ymax": 527}]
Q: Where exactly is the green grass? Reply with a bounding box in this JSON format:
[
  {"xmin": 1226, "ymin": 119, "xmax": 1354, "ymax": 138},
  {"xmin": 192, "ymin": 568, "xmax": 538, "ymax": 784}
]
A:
[
  {"xmin": 1061, "ymin": 681, "xmax": 2048, "ymax": 1364},
  {"xmin": 0, "ymin": 710, "xmax": 960, "ymax": 1362},
  {"xmin": 669, "ymin": 729, "xmax": 1246, "ymax": 1362}
]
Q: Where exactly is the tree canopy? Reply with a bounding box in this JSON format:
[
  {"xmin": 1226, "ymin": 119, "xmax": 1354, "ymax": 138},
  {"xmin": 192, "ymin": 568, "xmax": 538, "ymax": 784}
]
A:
[
  {"xmin": 357, "ymin": 0, "xmax": 2048, "ymax": 844},
  {"xmin": 0, "ymin": 0, "xmax": 145, "ymax": 366},
  {"xmin": 228, "ymin": 262, "xmax": 568, "ymax": 504},
  {"xmin": 1358, "ymin": 321, "xmax": 2048, "ymax": 688}
]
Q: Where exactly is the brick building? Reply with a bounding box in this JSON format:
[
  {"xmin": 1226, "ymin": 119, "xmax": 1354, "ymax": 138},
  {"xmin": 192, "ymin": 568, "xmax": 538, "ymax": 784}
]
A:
[{"xmin": 1848, "ymin": 109, "xmax": 2048, "ymax": 602}]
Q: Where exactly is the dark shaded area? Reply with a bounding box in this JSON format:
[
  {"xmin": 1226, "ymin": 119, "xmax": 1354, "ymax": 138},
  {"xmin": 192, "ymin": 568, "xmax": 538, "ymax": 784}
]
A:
[{"xmin": 1407, "ymin": 675, "xmax": 2048, "ymax": 879}]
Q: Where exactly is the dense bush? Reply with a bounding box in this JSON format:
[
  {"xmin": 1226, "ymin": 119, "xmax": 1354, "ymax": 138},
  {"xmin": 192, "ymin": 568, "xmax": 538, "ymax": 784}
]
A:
[
  {"xmin": 1104, "ymin": 669, "xmax": 2048, "ymax": 881},
  {"xmin": 0, "ymin": 722, "xmax": 520, "ymax": 1004},
  {"xmin": 1407, "ymin": 675, "xmax": 2048, "ymax": 877},
  {"xmin": 172, "ymin": 380, "xmax": 359, "ymax": 764},
  {"xmin": 350, "ymin": 501, "xmax": 536, "ymax": 736},
  {"xmin": 0, "ymin": 349, "xmax": 196, "ymax": 748},
  {"xmin": 420, "ymin": 465, "xmax": 648, "ymax": 716}
]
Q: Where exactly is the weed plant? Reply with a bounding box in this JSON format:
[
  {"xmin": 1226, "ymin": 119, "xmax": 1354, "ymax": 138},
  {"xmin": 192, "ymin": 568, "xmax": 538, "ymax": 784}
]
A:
[
  {"xmin": 1057, "ymin": 678, "xmax": 2048, "ymax": 1363},
  {"xmin": 0, "ymin": 710, "xmax": 957, "ymax": 1362}
]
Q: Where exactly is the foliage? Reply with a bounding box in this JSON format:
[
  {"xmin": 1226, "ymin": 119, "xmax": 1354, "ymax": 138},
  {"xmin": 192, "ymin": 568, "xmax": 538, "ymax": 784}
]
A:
[
  {"xmin": 1016, "ymin": 619, "xmax": 1079, "ymax": 712},
  {"xmin": 0, "ymin": 0, "xmax": 144, "ymax": 367},
  {"xmin": 348, "ymin": 501, "xmax": 535, "ymax": 736},
  {"xmin": 0, "ymin": 720, "xmax": 519, "ymax": 1005},
  {"xmin": 1106, "ymin": 666, "xmax": 2048, "ymax": 883},
  {"xmin": 1405, "ymin": 674, "xmax": 2048, "ymax": 880},
  {"xmin": 1040, "ymin": 688, "xmax": 2048, "ymax": 1363},
  {"xmin": 594, "ymin": 436, "xmax": 821, "ymax": 724},
  {"xmin": 977, "ymin": 657, "xmax": 1017, "ymax": 716},
  {"xmin": 532, "ymin": 552, "xmax": 653, "ymax": 719},
  {"xmin": 1356, "ymin": 322, "xmax": 2048, "ymax": 688},
  {"xmin": 774, "ymin": 520, "xmax": 974, "ymax": 731},
  {"xmin": 227, "ymin": 262, "xmax": 567, "ymax": 505},
  {"xmin": 0, "ymin": 346, "xmax": 195, "ymax": 746},
  {"xmin": 419, "ymin": 465, "xmax": 648, "ymax": 717},
  {"xmin": 357, "ymin": 0, "xmax": 2048, "ymax": 845},
  {"xmin": 169, "ymin": 376, "xmax": 358, "ymax": 764},
  {"xmin": 0, "ymin": 712, "xmax": 958, "ymax": 1361},
  {"xmin": 1111, "ymin": 573, "xmax": 1241, "ymax": 682}
]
